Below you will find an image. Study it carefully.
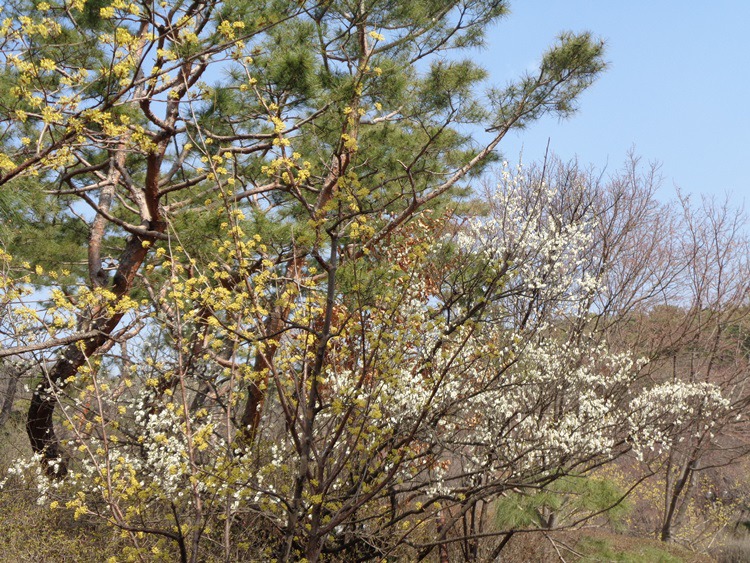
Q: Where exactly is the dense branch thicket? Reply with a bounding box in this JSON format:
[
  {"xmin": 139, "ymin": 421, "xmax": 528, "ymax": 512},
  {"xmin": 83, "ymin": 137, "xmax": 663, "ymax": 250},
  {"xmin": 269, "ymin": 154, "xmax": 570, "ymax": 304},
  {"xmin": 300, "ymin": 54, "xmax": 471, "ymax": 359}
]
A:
[{"xmin": 0, "ymin": 0, "xmax": 748, "ymax": 561}]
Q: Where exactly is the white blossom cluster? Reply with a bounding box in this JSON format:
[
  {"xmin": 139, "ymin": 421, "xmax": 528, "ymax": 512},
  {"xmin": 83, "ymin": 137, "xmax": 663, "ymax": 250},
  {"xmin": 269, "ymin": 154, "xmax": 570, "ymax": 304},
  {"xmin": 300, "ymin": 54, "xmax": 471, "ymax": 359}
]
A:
[
  {"xmin": 133, "ymin": 399, "xmax": 193, "ymax": 496},
  {"xmin": 627, "ymin": 381, "xmax": 730, "ymax": 459},
  {"xmin": 456, "ymin": 162, "xmax": 599, "ymax": 320}
]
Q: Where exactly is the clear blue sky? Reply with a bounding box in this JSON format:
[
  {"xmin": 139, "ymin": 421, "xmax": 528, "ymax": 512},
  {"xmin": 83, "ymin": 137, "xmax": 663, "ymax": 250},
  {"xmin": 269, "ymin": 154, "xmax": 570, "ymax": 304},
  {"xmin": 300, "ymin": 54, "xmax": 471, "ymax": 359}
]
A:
[{"xmin": 475, "ymin": 1, "xmax": 750, "ymax": 202}]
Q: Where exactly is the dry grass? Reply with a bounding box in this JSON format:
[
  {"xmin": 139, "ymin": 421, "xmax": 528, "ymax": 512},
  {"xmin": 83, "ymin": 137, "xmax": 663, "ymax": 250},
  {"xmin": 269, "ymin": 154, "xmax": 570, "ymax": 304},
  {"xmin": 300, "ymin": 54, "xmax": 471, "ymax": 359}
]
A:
[
  {"xmin": 497, "ymin": 529, "xmax": 717, "ymax": 563},
  {"xmin": 0, "ymin": 416, "xmax": 125, "ymax": 562}
]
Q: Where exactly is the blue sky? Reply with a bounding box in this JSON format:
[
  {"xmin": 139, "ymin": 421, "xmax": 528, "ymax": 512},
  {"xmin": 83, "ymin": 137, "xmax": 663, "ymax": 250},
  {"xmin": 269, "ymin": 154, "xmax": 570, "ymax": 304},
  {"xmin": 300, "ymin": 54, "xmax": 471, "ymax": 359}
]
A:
[{"xmin": 475, "ymin": 1, "xmax": 750, "ymax": 202}]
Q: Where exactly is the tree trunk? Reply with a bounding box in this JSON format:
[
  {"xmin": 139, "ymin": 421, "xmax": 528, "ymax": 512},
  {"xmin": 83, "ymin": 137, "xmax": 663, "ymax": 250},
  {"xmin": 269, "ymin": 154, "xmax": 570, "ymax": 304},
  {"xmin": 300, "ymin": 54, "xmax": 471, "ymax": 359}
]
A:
[
  {"xmin": 0, "ymin": 360, "xmax": 22, "ymax": 426},
  {"xmin": 660, "ymin": 458, "xmax": 696, "ymax": 542},
  {"xmin": 26, "ymin": 223, "xmax": 164, "ymax": 477}
]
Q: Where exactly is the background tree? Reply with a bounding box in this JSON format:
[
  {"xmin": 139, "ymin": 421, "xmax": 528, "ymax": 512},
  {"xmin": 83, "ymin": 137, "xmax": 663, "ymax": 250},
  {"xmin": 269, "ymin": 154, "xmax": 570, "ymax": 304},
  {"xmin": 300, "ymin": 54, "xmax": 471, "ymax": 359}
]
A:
[
  {"xmin": 532, "ymin": 159, "xmax": 750, "ymax": 549},
  {"xmin": 643, "ymin": 195, "xmax": 750, "ymax": 545}
]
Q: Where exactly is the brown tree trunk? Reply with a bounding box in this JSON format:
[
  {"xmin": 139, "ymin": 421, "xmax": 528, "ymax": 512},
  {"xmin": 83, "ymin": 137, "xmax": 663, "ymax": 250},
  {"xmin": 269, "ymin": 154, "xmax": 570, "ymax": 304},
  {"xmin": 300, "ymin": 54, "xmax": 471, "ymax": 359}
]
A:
[
  {"xmin": 239, "ymin": 259, "xmax": 299, "ymax": 443},
  {"xmin": 660, "ymin": 458, "xmax": 696, "ymax": 542},
  {"xmin": 26, "ymin": 222, "xmax": 164, "ymax": 477}
]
